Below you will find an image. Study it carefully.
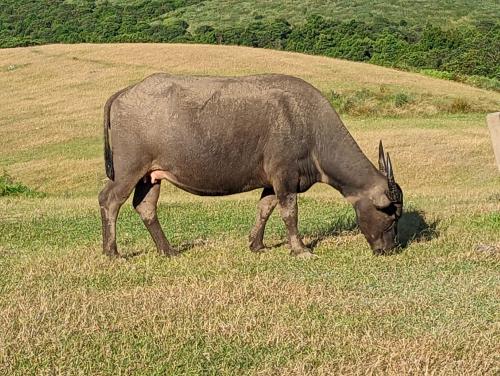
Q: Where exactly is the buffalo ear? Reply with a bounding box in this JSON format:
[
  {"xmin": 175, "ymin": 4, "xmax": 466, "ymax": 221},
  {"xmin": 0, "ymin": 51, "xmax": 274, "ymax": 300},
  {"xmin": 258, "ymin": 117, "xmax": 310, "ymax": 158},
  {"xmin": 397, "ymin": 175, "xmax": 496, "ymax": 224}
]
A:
[{"xmin": 371, "ymin": 191, "xmax": 392, "ymax": 209}]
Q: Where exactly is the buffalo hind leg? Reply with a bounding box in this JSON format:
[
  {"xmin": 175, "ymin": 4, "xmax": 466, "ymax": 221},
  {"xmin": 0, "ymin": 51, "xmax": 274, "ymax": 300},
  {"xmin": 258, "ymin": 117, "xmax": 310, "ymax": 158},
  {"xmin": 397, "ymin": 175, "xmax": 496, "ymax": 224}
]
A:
[
  {"xmin": 249, "ymin": 187, "xmax": 278, "ymax": 252},
  {"xmin": 133, "ymin": 178, "xmax": 178, "ymax": 256},
  {"xmin": 276, "ymin": 191, "xmax": 314, "ymax": 258},
  {"xmin": 99, "ymin": 179, "xmax": 137, "ymax": 258}
]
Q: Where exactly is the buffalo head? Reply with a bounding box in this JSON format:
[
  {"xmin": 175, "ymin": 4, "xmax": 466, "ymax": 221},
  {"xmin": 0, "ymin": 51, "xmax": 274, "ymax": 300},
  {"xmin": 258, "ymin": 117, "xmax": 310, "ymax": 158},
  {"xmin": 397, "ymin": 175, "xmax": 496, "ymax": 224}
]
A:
[{"xmin": 354, "ymin": 141, "xmax": 403, "ymax": 254}]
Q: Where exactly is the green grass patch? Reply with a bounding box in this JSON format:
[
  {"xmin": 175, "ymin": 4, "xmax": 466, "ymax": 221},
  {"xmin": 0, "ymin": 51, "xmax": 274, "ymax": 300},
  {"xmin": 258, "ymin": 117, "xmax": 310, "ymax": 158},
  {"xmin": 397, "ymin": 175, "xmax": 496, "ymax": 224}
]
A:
[
  {"xmin": 471, "ymin": 212, "xmax": 500, "ymax": 232},
  {"xmin": 0, "ymin": 171, "xmax": 44, "ymax": 197},
  {"xmin": 324, "ymin": 87, "xmax": 483, "ymax": 116},
  {"xmin": 421, "ymin": 69, "xmax": 500, "ymax": 92},
  {"xmin": 421, "ymin": 69, "xmax": 456, "ymax": 81},
  {"xmin": 0, "ymin": 197, "xmax": 355, "ymax": 253}
]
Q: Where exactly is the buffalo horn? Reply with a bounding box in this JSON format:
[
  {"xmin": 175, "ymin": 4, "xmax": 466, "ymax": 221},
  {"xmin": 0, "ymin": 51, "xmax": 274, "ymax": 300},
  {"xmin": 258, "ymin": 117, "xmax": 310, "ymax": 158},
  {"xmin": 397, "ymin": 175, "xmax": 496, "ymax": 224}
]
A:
[
  {"xmin": 378, "ymin": 140, "xmax": 387, "ymax": 175},
  {"xmin": 386, "ymin": 153, "xmax": 400, "ymax": 202}
]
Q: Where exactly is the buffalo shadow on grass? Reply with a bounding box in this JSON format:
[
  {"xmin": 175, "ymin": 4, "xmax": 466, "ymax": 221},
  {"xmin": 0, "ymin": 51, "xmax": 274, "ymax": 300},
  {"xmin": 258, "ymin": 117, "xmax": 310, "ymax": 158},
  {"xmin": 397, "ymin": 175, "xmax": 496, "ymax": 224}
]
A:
[
  {"xmin": 395, "ymin": 209, "xmax": 439, "ymax": 252},
  {"xmin": 302, "ymin": 209, "xmax": 439, "ymax": 253}
]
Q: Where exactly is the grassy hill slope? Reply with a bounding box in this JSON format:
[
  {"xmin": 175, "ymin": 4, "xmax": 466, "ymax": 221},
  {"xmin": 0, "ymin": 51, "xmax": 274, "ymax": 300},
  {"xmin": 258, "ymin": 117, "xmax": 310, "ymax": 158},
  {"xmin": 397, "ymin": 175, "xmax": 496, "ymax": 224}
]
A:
[
  {"xmin": 0, "ymin": 44, "xmax": 499, "ymax": 374},
  {"xmin": 73, "ymin": 0, "xmax": 500, "ymax": 28},
  {"xmin": 166, "ymin": 0, "xmax": 500, "ymax": 29}
]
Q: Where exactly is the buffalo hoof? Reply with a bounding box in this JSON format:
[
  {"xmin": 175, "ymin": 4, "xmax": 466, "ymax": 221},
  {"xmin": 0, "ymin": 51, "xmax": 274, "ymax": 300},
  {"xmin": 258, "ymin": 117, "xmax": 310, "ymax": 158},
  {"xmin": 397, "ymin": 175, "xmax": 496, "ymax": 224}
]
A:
[
  {"xmin": 160, "ymin": 248, "xmax": 180, "ymax": 257},
  {"xmin": 103, "ymin": 249, "xmax": 120, "ymax": 259},
  {"xmin": 291, "ymin": 248, "xmax": 316, "ymax": 259},
  {"xmin": 248, "ymin": 234, "xmax": 266, "ymax": 252},
  {"xmin": 249, "ymin": 242, "xmax": 267, "ymax": 253},
  {"xmin": 295, "ymin": 251, "xmax": 317, "ymax": 259}
]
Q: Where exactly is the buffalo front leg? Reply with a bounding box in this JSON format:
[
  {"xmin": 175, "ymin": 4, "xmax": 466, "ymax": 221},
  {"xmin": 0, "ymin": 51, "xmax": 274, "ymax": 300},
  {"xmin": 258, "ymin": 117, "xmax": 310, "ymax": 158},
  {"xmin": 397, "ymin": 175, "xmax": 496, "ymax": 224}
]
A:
[
  {"xmin": 133, "ymin": 178, "xmax": 178, "ymax": 256},
  {"xmin": 248, "ymin": 187, "xmax": 278, "ymax": 252},
  {"xmin": 276, "ymin": 192, "xmax": 313, "ymax": 257}
]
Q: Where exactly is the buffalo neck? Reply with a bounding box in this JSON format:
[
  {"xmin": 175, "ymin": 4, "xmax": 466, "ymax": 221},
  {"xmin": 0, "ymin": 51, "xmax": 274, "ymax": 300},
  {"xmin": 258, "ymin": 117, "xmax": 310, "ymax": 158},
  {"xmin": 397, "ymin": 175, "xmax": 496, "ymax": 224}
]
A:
[{"xmin": 314, "ymin": 111, "xmax": 383, "ymax": 198}]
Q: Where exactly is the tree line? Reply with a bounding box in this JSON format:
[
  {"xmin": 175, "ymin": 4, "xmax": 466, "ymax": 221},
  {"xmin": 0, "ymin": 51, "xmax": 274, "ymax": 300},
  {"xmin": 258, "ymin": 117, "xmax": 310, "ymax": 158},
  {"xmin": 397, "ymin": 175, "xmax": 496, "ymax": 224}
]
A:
[{"xmin": 1, "ymin": 0, "xmax": 498, "ymax": 89}]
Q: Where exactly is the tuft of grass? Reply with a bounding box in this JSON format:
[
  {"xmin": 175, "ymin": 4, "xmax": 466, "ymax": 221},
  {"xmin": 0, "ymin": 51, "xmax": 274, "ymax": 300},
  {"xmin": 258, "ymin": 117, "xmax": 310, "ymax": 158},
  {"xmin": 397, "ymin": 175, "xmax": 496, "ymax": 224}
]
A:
[
  {"xmin": 444, "ymin": 97, "xmax": 472, "ymax": 113},
  {"xmin": 0, "ymin": 170, "xmax": 44, "ymax": 197},
  {"xmin": 391, "ymin": 92, "xmax": 412, "ymax": 108}
]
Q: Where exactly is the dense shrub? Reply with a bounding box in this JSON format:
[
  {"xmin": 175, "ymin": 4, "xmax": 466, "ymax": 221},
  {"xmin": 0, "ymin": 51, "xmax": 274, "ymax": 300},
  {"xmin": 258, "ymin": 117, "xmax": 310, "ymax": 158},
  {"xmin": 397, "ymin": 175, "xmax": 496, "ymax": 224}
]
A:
[
  {"xmin": 0, "ymin": 0, "xmax": 197, "ymax": 45},
  {"xmin": 197, "ymin": 18, "xmax": 291, "ymax": 49}
]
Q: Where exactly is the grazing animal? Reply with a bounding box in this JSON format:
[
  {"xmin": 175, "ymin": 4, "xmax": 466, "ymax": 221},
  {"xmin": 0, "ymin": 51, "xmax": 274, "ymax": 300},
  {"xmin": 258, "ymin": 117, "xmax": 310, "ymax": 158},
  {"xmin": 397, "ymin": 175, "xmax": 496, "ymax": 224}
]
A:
[{"xmin": 99, "ymin": 74, "xmax": 403, "ymax": 258}]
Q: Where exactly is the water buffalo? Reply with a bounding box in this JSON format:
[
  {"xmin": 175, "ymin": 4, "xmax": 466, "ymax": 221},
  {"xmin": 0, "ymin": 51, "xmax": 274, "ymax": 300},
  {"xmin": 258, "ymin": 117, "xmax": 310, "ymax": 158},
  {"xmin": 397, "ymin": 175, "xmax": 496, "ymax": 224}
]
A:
[{"xmin": 99, "ymin": 73, "xmax": 403, "ymax": 258}]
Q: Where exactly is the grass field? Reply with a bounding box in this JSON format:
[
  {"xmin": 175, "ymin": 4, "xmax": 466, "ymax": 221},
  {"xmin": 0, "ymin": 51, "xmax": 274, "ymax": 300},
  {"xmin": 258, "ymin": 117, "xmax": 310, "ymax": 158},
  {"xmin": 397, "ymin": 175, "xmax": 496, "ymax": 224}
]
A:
[{"xmin": 1, "ymin": 43, "xmax": 499, "ymax": 375}]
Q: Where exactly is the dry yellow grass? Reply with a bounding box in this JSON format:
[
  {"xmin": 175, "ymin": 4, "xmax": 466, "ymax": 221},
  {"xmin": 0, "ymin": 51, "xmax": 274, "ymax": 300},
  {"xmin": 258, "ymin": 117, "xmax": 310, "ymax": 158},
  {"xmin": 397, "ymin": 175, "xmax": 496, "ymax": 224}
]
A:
[{"xmin": 1, "ymin": 43, "xmax": 499, "ymax": 198}]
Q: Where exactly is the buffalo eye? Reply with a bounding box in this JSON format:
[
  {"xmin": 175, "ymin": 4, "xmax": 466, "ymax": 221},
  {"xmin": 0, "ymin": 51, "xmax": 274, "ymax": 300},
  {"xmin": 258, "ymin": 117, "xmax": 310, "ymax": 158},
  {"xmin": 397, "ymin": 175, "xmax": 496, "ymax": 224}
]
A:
[{"xmin": 380, "ymin": 203, "xmax": 397, "ymax": 216}]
